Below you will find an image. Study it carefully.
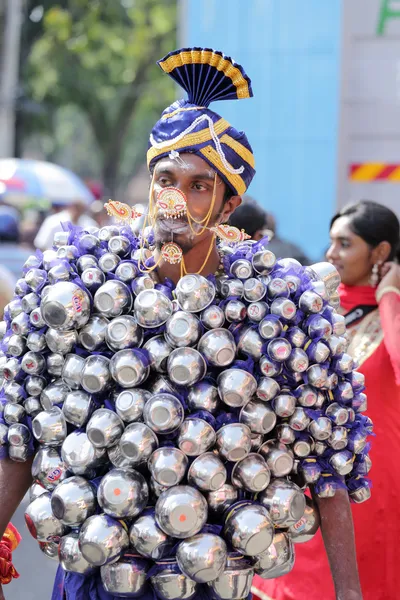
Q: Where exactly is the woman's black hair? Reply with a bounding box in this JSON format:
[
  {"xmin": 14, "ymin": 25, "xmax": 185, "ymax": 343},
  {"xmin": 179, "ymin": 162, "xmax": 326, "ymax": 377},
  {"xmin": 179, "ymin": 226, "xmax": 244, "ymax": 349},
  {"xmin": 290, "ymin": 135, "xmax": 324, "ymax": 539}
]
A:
[{"xmin": 331, "ymin": 200, "xmax": 400, "ymax": 261}]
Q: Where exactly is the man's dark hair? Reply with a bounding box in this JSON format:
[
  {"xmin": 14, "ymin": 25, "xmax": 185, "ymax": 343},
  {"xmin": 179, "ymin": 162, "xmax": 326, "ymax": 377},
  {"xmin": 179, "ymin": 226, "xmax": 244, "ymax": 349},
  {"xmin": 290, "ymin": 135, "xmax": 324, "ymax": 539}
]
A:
[
  {"xmin": 228, "ymin": 198, "xmax": 267, "ymax": 238},
  {"xmin": 331, "ymin": 200, "xmax": 400, "ymax": 261}
]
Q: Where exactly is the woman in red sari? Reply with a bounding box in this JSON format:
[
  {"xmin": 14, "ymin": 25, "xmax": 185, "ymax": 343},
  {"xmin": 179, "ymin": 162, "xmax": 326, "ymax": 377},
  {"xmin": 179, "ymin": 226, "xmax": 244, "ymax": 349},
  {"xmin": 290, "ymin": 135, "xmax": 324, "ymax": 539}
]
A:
[{"xmin": 253, "ymin": 200, "xmax": 400, "ymax": 600}]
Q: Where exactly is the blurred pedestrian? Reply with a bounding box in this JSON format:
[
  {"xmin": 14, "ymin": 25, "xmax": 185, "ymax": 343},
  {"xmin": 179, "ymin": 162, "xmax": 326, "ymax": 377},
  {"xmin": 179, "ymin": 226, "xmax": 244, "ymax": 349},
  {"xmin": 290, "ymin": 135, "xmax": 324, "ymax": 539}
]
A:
[
  {"xmin": 34, "ymin": 198, "xmax": 97, "ymax": 251},
  {"xmin": 0, "ymin": 206, "xmax": 31, "ymax": 281},
  {"xmin": 255, "ymin": 200, "xmax": 400, "ymax": 600},
  {"xmin": 229, "ymin": 197, "xmax": 310, "ymax": 264}
]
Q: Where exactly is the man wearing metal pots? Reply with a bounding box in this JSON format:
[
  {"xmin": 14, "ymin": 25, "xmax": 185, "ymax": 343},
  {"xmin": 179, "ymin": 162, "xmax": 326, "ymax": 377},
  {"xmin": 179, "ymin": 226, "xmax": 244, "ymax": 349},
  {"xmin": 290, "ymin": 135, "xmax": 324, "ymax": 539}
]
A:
[{"xmin": 0, "ymin": 47, "xmax": 367, "ymax": 600}]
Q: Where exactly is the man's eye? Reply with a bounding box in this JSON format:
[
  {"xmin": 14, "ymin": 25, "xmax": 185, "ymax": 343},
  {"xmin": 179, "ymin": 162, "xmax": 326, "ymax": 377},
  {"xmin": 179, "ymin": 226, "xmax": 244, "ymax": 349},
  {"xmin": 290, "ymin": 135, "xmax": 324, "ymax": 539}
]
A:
[
  {"xmin": 159, "ymin": 178, "xmax": 171, "ymax": 186},
  {"xmin": 192, "ymin": 183, "xmax": 206, "ymax": 191}
]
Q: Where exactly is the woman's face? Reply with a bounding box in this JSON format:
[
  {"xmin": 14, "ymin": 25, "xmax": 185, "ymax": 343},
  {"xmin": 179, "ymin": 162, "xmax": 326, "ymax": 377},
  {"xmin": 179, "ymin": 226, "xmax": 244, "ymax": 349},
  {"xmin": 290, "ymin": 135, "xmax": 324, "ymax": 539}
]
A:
[{"xmin": 326, "ymin": 216, "xmax": 374, "ymax": 286}]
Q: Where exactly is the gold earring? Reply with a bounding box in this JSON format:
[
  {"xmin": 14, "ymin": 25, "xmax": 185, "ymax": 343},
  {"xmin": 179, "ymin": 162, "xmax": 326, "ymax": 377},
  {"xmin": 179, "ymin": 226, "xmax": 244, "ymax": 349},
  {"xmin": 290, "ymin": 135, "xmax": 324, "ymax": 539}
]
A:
[{"xmin": 370, "ymin": 262, "xmax": 381, "ymax": 287}]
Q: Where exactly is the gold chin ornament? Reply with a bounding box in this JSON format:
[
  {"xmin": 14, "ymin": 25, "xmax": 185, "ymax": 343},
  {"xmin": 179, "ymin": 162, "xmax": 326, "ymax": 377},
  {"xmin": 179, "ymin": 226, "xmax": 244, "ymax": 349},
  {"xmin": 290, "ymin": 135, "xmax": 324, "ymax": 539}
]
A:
[
  {"xmin": 156, "ymin": 187, "xmax": 187, "ymax": 219},
  {"xmin": 104, "ymin": 200, "xmax": 143, "ymax": 223},
  {"xmin": 160, "ymin": 241, "xmax": 183, "ymax": 265},
  {"xmin": 210, "ymin": 224, "xmax": 251, "ymax": 244}
]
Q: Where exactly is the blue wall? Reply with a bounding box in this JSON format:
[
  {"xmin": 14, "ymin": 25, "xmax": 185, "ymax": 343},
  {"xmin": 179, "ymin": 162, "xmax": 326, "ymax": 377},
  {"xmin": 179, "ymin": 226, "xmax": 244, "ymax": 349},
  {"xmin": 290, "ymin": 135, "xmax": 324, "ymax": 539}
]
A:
[{"xmin": 183, "ymin": 0, "xmax": 342, "ymax": 260}]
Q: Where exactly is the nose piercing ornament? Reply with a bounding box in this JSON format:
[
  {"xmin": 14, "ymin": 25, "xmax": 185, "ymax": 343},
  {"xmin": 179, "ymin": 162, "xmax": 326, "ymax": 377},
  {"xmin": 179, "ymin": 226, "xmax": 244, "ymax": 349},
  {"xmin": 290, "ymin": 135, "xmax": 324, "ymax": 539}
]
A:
[
  {"xmin": 104, "ymin": 201, "xmax": 143, "ymax": 223},
  {"xmin": 156, "ymin": 187, "xmax": 187, "ymax": 219},
  {"xmin": 210, "ymin": 224, "xmax": 251, "ymax": 244}
]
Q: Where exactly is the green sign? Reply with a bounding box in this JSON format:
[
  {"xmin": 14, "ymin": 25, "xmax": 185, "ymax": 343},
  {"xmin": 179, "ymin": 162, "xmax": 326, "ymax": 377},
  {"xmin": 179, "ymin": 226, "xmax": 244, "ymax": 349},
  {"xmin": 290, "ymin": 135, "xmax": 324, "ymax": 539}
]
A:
[{"xmin": 377, "ymin": 0, "xmax": 400, "ymax": 35}]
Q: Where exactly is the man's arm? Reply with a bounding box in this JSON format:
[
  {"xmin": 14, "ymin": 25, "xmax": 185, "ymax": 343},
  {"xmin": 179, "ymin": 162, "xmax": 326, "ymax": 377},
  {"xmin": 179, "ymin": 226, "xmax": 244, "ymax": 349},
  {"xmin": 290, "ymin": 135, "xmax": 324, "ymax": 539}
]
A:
[
  {"xmin": 313, "ymin": 488, "xmax": 362, "ymax": 600},
  {"xmin": 0, "ymin": 457, "xmax": 33, "ymax": 538}
]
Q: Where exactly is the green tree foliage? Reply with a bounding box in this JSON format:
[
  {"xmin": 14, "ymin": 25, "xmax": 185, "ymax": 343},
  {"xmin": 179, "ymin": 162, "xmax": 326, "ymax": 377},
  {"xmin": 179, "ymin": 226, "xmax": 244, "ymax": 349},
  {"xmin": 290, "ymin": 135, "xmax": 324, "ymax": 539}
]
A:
[{"xmin": 25, "ymin": 0, "xmax": 177, "ymax": 195}]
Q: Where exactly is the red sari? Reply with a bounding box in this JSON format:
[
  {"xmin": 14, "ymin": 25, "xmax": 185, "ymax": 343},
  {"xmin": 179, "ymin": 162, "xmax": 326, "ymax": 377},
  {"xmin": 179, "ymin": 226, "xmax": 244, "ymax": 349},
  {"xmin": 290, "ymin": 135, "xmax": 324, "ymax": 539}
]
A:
[{"xmin": 252, "ymin": 285, "xmax": 400, "ymax": 600}]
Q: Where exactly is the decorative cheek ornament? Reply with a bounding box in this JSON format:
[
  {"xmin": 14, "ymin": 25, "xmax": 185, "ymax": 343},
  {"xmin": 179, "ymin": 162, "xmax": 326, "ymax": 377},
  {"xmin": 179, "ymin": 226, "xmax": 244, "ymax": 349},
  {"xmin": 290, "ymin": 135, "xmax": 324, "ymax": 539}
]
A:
[
  {"xmin": 104, "ymin": 200, "xmax": 143, "ymax": 224},
  {"xmin": 156, "ymin": 188, "xmax": 187, "ymax": 220},
  {"xmin": 160, "ymin": 241, "xmax": 183, "ymax": 265},
  {"xmin": 210, "ymin": 224, "xmax": 251, "ymax": 244}
]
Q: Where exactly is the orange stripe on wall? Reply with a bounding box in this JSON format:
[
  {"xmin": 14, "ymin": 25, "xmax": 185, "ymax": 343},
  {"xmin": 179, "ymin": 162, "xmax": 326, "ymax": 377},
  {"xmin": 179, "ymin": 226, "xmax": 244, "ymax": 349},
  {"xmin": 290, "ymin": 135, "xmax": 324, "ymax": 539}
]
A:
[{"xmin": 349, "ymin": 163, "xmax": 400, "ymax": 181}]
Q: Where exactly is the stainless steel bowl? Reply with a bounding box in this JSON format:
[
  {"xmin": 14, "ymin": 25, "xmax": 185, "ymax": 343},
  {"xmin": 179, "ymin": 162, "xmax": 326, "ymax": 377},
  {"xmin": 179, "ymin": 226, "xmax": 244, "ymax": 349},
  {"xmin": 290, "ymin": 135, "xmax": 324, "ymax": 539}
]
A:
[
  {"xmin": 175, "ymin": 274, "xmax": 216, "ymax": 313},
  {"xmin": 217, "ymin": 369, "xmax": 257, "ymax": 408},
  {"xmin": 143, "ymin": 394, "xmax": 184, "ymax": 434},
  {"xmin": 130, "ymin": 511, "xmax": 173, "ymax": 560},
  {"xmin": 24, "ymin": 492, "xmax": 66, "ymax": 542},
  {"xmin": 231, "ymin": 453, "xmax": 270, "ymax": 492},
  {"xmin": 223, "ymin": 502, "xmax": 274, "ymax": 556},
  {"xmin": 61, "ymin": 431, "xmax": 106, "ymax": 475},
  {"xmin": 81, "ymin": 355, "xmax": 111, "ymax": 393},
  {"xmin": 97, "ymin": 468, "xmax": 148, "ymax": 518},
  {"xmin": 110, "ymin": 349, "xmax": 150, "ymax": 388},
  {"xmin": 114, "ymin": 388, "xmax": 150, "ymax": 423},
  {"xmin": 41, "ymin": 282, "xmax": 91, "ymax": 330},
  {"xmin": 134, "ymin": 289, "xmax": 173, "ymax": 328},
  {"xmin": 176, "ymin": 534, "xmax": 227, "ymax": 583},
  {"xmin": 31, "ymin": 446, "xmax": 68, "ymax": 490},
  {"xmin": 119, "ymin": 422, "xmax": 159, "ymax": 466},
  {"xmin": 239, "ymin": 400, "xmax": 276, "ymax": 435},
  {"xmin": 79, "ymin": 513, "xmax": 129, "ymax": 566},
  {"xmin": 165, "ymin": 311, "xmax": 201, "ymax": 347},
  {"xmin": 148, "ymin": 447, "xmax": 188, "ymax": 487},
  {"xmin": 59, "ymin": 532, "xmax": 95, "ymax": 574},
  {"xmin": 167, "ymin": 347, "xmax": 207, "ymax": 386},
  {"xmin": 177, "ymin": 418, "xmax": 216, "ymax": 456},
  {"xmin": 143, "ymin": 335, "xmax": 173, "ymax": 373},
  {"xmin": 62, "ymin": 389, "xmax": 94, "ymax": 427},
  {"xmin": 51, "ymin": 476, "xmax": 96, "ymax": 526},
  {"xmin": 198, "ymin": 329, "xmax": 236, "ymax": 367},
  {"xmin": 187, "ymin": 452, "xmax": 227, "ymax": 491},
  {"xmin": 155, "ymin": 485, "xmax": 208, "ymax": 539},
  {"xmin": 288, "ymin": 496, "xmax": 320, "ymax": 543},
  {"xmin": 253, "ymin": 532, "xmax": 295, "ymax": 578},
  {"xmin": 106, "ymin": 315, "xmax": 143, "ymax": 351},
  {"xmin": 150, "ymin": 564, "xmax": 198, "ymax": 600},
  {"xmin": 40, "ymin": 380, "xmax": 69, "ymax": 410},
  {"xmin": 94, "ymin": 280, "xmax": 132, "ymax": 317},
  {"xmin": 210, "ymin": 562, "xmax": 254, "ymax": 599},
  {"xmin": 86, "ymin": 408, "xmax": 124, "ymax": 449},
  {"xmin": 100, "ymin": 554, "xmax": 149, "ymax": 598},
  {"xmin": 216, "ymin": 423, "xmax": 252, "ymax": 462},
  {"xmin": 32, "ymin": 407, "xmax": 67, "ymax": 446},
  {"xmin": 187, "ymin": 380, "xmax": 220, "ymax": 414},
  {"xmin": 206, "ymin": 484, "xmax": 238, "ymax": 518},
  {"xmin": 258, "ymin": 478, "xmax": 306, "ymax": 527},
  {"xmin": 258, "ymin": 441, "xmax": 294, "ymax": 478},
  {"xmin": 78, "ymin": 315, "xmax": 109, "ymax": 351}
]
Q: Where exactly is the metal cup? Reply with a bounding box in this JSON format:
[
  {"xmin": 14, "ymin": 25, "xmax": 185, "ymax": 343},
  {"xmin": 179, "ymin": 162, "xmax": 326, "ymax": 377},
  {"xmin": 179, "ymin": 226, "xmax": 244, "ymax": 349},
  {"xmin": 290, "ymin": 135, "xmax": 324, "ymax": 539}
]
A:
[
  {"xmin": 47, "ymin": 353, "xmax": 65, "ymax": 376},
  {"xmin": 81, "ymin": 355, "xmax": 111, "ymax": 393},
  {"xmin": 29, "ymin": 482, "xmax": 47, "ymax": 503},
  {"xmin": 165, "ymin": 311, "xmax": 201, "ymax": 348},
  {"xmin": 62, "ymin": 390, "xmax": 94, "ymax": 427},
  {"xmin": 81, "ymin": 267, "xmax": 106, "ymax": 290},
  {"xmin": 309, "ymin": 416, "xmax": 332, "ymax": 440},
  {"xmin": 6, "ymin": 334, "xmax": 26, "ymax": 356},
  {"xmin": 26, "ymin": 331, "xmax": 47, "ymax": 353},
  {"xmin": 236, "ymin": 325, "xmax": 264, "ymax": 360},
  {"xmin": 94, "ymin": 280, "xmax": 132, "ymax": 317},
  {"xmin": 131, "ymin": 275, "xmax": 156, "ymax": 296},
  {"xmin": 7, "ymin": 423, "xmax": 31, "ymax": 447},
  {"xmin": 87, "ymin": 408, "xmax": 124, "ymax": 448},
  {"xmin": 349, "ymin": 481, "xmax": 371, "ymax": 504},
  {"xmin": 224, "ymin": 502, "xmax": 274, "ymax": 556},
  {"xmin": 175, "ymin": 274, "xmax": 216, "ymax": 312},
  {"xmin": 115, "ymin": 261, "xmax": 138, "ymax": 282},
  {"xmin": 258, "ymin": 441, "xmax": 294, "ymax": 477},
  {"xmin": 259, "ymin": 478, "xmax": 306, "ymax": 527},
  {"xmin": 267, "ymin": 278, "xmax": 289, "ymax": 300},
  {"xmin": 2, "ymin": 358, "xmax": 21, "ymax": 382},
  {"xmin": 272, "ymin": 393, "xmax": 296, "ymax": 418},
  {"xmin": 289, "ymin": 496, "xmax": 320, "ymax": 544},
  {"xmin": 267, "ymin": 338, "xmax": 292, "ymax": 362},
  {"xmin": 167, "ymin": 347, "xmax": 207, "ymax": 386},
  {"xmin": 176, "ymin": 534, "xmax": 227, "ymax": 583},
  {"xmin": 61, "ymin": 431, "xmax": 106, "ymax": 475},
  {"xmin": 216, "ymin": 423, "xmax": 252, "ymax": 462},
  {"xmin": 206, "ymin": 484, "xmax": 238, "ymax": 518},
  {"xmin": 98, "ymin": 226, "xmax": 120, "ymax": 242},
  {"xmin": 106, "ymin": 315, "xmax": 143, "ymax": 351},
  {"xmin": 286, "ymin": 348, "xmax": 309, "ymax": 373},
  {"xmin": 210, "ymin": 561, "xmax": 254, "ymax": 600},
  {"xmin": 51, "ymin": 476, "xmax": 96, "ymax": 526},
  {"xmin": 24, "ymin": 493, "xmax": 66, "ymax": 542},
  {"xmin": 225, "ymin": 299, "xmax": 247, "ymax": 323},
  {"xmin": 60, "ymin": 354, "xmax": 85, "ymax": 390},
  {"xmin": 151, "ymin": 563, "xmax": 198, "ymax": 600},
  {"xmin": 198, "ymin": 328, "xmax": 236, "ymax": 367},
  {"xmin": 134, "ymin": 289, "xmax": 173, "ymax": 328},
  {"xmin": 240, "ymin": 400, "xmax": 276, "ymax": 435},
  {"xmin": 177, "ymin": 418, "xmax": 216, "ymax": 456},
  {"xmin": 143, "ymin": 336, "xmax": 173, "ymax": 373},
  {"xmin": 252, "ymin": 250, "xmax": 276, "ymax": 274},
  {"xmin": 4, "ymin": 380, "xmax": 24, "ymax": 404},
  {"xmin": 40, "ymin": 380, "xmax": 69, "ymax": 410},
  {"xmin": 79, "ymin": 233, "xmax": 100, "ymax": 253},
  {"xmin": 110, "ymin": 349, "xmax": 150, "ymax": 388},
  {"xmin": 289, "ymin": 407, "xmax": 310, "ymax": 431},
  {"xmin": 79, "ymin": 316, "xmax": 109, "ymax": 351},
  {"xmin": 11, "ymin": 311, "xmax": 31, "ymax": 336},
  {"xmin": 217, "ymin": 368, "xmax": 257, "ymax": 408},
  {"xmin": 59, "ymin": 533, "xmax": 95, "ymax": 574},
  {"xmin": 256, "ymin": 377, "xmax": 280, "ymax": 402},
  {"xmin": 270, "ymin": 297, "xmax": 297, "ymax": 320},
  {"xmin": 115, "ymin": 388, "xmax": 150, "ymax": 423},
  {"xmin": 187, "ymin": 380, "xmax": 220, "ymax": 414},
  {"xmin": 329, "ymin": 450, "xmax": 354, "ymax": 475},
  {"xmin": 243, "ymin": 277, "xmax": 266, "ymax": 302},
  {"xmin": 253, "ymin": 532, "xmax": 294, "ymax": 579},
  {"xmin": 79, "ymin": 514, "xmax": 129, "ymax": 566},
  {"xmin": 298, "ymin": 290, "xmax": 324, "ymax": 314},
  {"xmin": 41, "ymin": 282, "xmax": 91, "ymax": 330},
  {"xmin": 32, "ymin": 407, "xmax": 67, "ymax": 446},
  {"xmin": 293, "ymin": 435, "xmax": 315, "ymax": 458},
  {"xmin": 220, "ymin": 279, "xmax": 244, "ymax": 299},
  {"xmin": 155, "ymin": 485, "xmax": 208, "ymax": 539},
  {"xmin": 259, "ymin": 355, "xmax": 282, "ymax": 377},
  {"xmin": 187, "ymin": 452, "xmax": 227, "ymax": 492},
  {"xmin": 149, "ymin": 447, "xmax": 188, "ymax": 487},
  {"xmin": 201, "ymin": 305, "xmax": 226, "ymax": 329},
  {"xmin": 276, "ymin": 424, "xmax": 296, "ymax": 445},
  {"xmin": 3, "ymin": 402, "xmax": 25, "ymax": 425},
  {"xmin": 246, "ymin": 301, "xmax": 269, "ymax": 323},
  {"xmin": 97, "ymin": 468, "xmax": 148, "ymax": 518},
  {"xmin": 48, "ymin": 262, "xmax": 72, "ymax": 285},
  {"xmin": 230, "ymin": 259, "xmax": 253, "ymax": 280},
  {"xmin": 325, "ymin": 402, "xmax": 349, "ymax": 425},
  {"xmin": 25, "ymin": 375, "xmax": 46, "ymax": 397},
  {"xmin": 21, "ymin": 351, "xmax": 46, "ymax": 375},
  {"xmin": 98, "ymin": 252, "xmax": 121, "ymax": 274},
  {"xmin": 24, "ymin": 397, "xmax": 42, "ymax": 417},
  {"xmin": 119, "ymin": 422, "xmax": 159, "ymax": 465},
  {"xmin": 231, "ymin": 453, "xmax": 270, "ymax": 492},
  {"xmin": 331, "ymin": 312, "xmax": 346, "ymax": 336},
  {"xmin": 307, "ymin": 364, "xmax": 328, "ymax": 388},
  {"xmin": 328, "ymin": 426, "xmax": 348, "ymax": 450},
  {"xmin": 307, "ymin": 262, "xmax": 341, "ymax": 295},
  {"xmin": 25, "ymin": 268, "xmax": 47, "ymax": 292},
  {"xmin": 45, "ymin": 328, "xmax": 78, "ymax": 354},
  {"xmin": 143, "ymin": 393, "xmax": 184, "ymax": 434},
  {"xmin": 76, "ymin": 254, "xmax": 99, "ymax": 272},
  {"xmin": 108, "ymin": 235, "xmax": 131, "ymax": 256},
  {"xmin": 130, "ymin": 512, "xmax": 174, "ymax": 560}
]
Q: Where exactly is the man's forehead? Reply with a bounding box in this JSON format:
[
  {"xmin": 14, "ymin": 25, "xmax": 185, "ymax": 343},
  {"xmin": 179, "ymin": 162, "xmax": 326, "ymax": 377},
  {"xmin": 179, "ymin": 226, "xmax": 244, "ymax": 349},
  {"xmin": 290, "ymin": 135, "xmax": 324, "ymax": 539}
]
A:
[{"xmin": 154, "ymin": 154, "xmax": 217, "ymax": 180}]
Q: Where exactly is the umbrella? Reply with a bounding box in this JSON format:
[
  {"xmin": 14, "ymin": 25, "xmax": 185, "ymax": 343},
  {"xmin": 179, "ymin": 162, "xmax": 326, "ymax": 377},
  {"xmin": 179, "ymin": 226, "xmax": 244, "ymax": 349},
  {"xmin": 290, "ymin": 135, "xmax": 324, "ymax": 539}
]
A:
[{"xmin": 0, "ymin": 159, "xmax": 95, "ymax": 209}]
